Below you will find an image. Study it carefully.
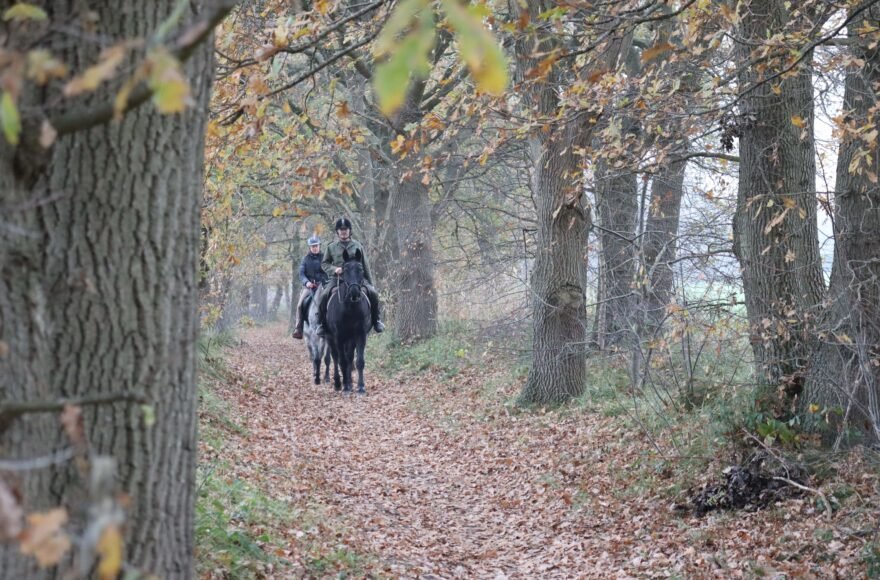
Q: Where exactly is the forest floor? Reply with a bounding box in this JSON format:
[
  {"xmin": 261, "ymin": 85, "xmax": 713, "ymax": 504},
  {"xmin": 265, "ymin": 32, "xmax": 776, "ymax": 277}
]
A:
[{"xmin": 197, "ymin": 323, "xmax": 880, "ymax": 579}]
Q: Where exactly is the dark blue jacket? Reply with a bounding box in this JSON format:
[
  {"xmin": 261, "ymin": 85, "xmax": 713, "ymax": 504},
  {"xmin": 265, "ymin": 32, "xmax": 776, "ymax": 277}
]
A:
[{"xmin": 298, "ymin": 252, "xmax": 328, "ymax": 287}]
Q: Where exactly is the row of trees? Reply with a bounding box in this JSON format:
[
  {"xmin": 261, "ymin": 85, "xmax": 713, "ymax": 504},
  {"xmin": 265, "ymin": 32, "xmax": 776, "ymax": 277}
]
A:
[
  {"xmin": 2, "ymin": 0, "xmax": 879, "ymax": 576},
  {"xmin": 206, "ymin": 0, "xmax": 880, "ymax": 433}
]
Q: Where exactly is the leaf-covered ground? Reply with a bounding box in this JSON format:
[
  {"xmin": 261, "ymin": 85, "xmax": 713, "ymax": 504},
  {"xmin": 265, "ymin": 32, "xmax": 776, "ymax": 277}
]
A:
[{"xmin": 199, "ymin": 324, "xmax": 879, "ymax": 578}]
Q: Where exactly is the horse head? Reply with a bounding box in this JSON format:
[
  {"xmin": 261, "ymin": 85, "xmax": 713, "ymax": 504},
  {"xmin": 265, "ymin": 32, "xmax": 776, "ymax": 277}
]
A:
[{"xmin": 340, "ymin": 248, "xmax": 365, "ymax": 303}]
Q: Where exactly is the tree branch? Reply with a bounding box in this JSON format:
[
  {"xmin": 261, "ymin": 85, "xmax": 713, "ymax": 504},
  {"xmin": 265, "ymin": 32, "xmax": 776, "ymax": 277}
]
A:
[
  {"xmin": 0, "ymin": 391, "xmax": 149, "ymax": 426},
  {"xmin": 48, "ymin": 0, "xmax": 240, "ymax": 137}
]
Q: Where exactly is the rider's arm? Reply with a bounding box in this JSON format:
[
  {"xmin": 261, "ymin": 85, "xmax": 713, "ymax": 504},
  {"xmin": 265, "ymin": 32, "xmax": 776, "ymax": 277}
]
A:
[
  {"xmin": 321, "ymin": 243, "xmax": 337, "ymax": 280},
  {"xmin": 298, "ymin": 256, "xmax": 310, "ymax": 287}
]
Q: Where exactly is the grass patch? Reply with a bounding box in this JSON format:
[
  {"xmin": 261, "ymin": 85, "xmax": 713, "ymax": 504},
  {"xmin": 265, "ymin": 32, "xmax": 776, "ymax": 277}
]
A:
[
  {"xmin": 305, "ymin": 547, "xmax": 370, "ymax": 577},
  {"xmin": 371, "ymin": 320, "xmax": 477, "ymax": 380},
  {"xmin": 195, "ymin": 467, "xmax": 294, "ymax": 579}
]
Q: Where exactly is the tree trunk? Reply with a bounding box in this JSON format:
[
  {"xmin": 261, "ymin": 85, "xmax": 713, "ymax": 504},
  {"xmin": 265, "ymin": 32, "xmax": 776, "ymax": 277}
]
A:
[
  {"xmin": 253, "ymin": 280, "xmax": 268, "ymax": 320},
  {"xmin": 518, "ymin": 128, "xmax": 593, "ymax": 405},
  {"xmin": 390, "ymin": 99, "xmax": 438, "ymax": 341},
  {"xmin": 641, "ymin": 150, "xmax": 688, "ymax": 324},
  {"xmin": 392, "ymin": 165, "xmax": 438, "ymax": 341},
  {"xmin": 269, "ymin": 283, "xmax": 284, "ymax": 318},
  {"xmin": 593, "ymin": 151, "xmax": 640, "ymax": 349},
  {"xmin": 514, "ymin": 0, "xmax": 612, "ymax": 405},
  {"xmin": 733, "ymin": 0, "xmax": 825, "ymax": 393},
  {"xmin": 0, "ymin": 2, "xmax": 214, "ymax": 576},
  {"xmin": 806, "ymin": 6, "xmax": 880, "ymax": 439}
]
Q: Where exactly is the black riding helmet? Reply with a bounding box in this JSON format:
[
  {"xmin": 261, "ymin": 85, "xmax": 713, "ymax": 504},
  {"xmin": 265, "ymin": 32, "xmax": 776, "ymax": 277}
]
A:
[{"xmin": 335, "ymin": 217, "xmax": 352, "ymax": 231}]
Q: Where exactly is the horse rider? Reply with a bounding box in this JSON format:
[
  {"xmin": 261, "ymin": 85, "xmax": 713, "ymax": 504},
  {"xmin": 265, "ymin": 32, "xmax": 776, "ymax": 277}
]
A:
[
  {"xmin": 313, "ymin": 217, "xmax": 385, "ymax": 337},
  {"xmin": 292, "ymin": 235, "xmax": 328, "ymax": 339}
]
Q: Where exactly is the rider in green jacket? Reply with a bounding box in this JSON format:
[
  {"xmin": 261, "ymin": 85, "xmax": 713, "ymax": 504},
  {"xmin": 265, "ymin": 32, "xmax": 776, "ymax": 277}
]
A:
[{"xmin": 313, "ymin": 217, "xmax": 385, "ymax": 336}]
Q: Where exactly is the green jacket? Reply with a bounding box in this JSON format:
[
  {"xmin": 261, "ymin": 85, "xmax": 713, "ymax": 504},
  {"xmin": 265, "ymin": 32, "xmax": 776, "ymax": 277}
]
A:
[{"xmin": 321, "ymin": 238, "xmax": 374, "ymax": 285}]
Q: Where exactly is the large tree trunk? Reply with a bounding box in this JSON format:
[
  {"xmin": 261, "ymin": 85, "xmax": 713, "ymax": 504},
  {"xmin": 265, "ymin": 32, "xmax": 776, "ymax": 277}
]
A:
[
  {"xmin": 0, "ymin": 2, "xmax": 214, "ymax": 576},
  {"xmin": 389, "ymin": 98, "xmax": 438, "ymax": 341},
  {"xmin": 514, "ymin": 0, "xmax": 612, "ymax": 405},
  {"xmin": 392, "ymin": 162, "xmax": 438, "ymax": 341},
  {"xmin": 733, "ymin": 0, "xmax": 825, "ymax": 393},
  {"xmin": 807, "ymin": 6, "xmax": 880, "ymax": 440},
  {"xmin": 519, "ymin": 127, "xmax": 593, "ymax": 405},
  {"xmin": 593, "ymin": 150, "xmax": 640, "ymax": 349}
]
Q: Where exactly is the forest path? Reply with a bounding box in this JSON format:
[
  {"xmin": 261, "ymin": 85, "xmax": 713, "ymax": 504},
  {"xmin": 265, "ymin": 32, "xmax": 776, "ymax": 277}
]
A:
[{"xmin": 205, "ymin": 323, "xmax": 863, "ymax": 578}]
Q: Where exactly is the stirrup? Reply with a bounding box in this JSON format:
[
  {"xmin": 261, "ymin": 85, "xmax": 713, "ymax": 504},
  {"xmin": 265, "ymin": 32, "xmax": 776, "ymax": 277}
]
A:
[{"xmin": 315, "ymin": 324, "xmax": 326, "ymax": 337}]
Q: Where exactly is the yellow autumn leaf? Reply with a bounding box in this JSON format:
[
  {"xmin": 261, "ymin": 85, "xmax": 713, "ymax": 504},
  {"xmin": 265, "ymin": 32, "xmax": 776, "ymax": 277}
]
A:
[
  {"xmin": 147, "ymin": 48, "xmax": 191, "ymax": 114},
  {"xmin": 27, "ymin": 50, "xmax": 69, "ymax": 85},
  {"xmin": 96, "ymin": 524, "xmax": 124, "ymax": 580},
  {"xmin": 315, "ymin": 0, "xmax": 332, "ymax": 15},
  {"xmin": 808, "ymin": 403, "xmax": 820, "ymax": 413},
  {"xmin": 790, "ymin": 115, "xmax": 805, "ymax": 128},
  {"xmin": 64, "ymin": 44, "xmax": 127, "ymax": 96},
  {"xmin": 3, "ymin": 3, "xmax": 47, "ymax": 21}
]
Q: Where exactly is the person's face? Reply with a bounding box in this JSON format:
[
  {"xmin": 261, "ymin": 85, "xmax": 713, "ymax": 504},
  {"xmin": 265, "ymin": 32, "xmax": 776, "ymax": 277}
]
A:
[
  {"xmin": 309, "ymin": 244, "xmax": 321, "ymax": 254},
  {"xmin": 337, "ymin": 227, "xmax": 351, "ymax": 241}
]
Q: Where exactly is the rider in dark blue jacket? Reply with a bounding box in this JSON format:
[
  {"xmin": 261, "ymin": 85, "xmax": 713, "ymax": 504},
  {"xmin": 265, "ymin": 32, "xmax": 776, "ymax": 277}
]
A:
[{"xmin": 292, "ymin": 236, "xmax": 329, "ymax": 339}]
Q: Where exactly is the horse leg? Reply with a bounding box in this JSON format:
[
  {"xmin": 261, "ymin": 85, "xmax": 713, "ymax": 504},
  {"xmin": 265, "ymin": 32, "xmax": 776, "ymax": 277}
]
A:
[
  {"xmin": 312, "ymin": 354, "xmax": 321, "ymax": 384},
  {"xmin": 329, "ymin": 341, "xmax": 341, "ymax": 391},
  {"xmin": 342, "ymin": 343, "xmax": 354, "ymax": 392},
  {"xmin": 323, "ymin": 346, "xmax": 331, "ymax": 383},
  {"xmin": 356, "ymin": 339, "xmax": 366, "ymax": 394}
]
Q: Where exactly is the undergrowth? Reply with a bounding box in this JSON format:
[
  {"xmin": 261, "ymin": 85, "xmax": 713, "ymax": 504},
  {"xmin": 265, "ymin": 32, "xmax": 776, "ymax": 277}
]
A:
[{"xmin": 371, "ymin": 320, "xmax": 477, "ymax": 379}]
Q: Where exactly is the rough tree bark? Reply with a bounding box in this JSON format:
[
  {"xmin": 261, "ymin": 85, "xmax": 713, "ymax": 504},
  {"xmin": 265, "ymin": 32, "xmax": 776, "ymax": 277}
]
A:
[
  {"xmin": 807, "ymin": 5, "xmax": 880, "ymax": 439},
  {"xmin": 733, "ymin": 0, "xmax": 825, "ymax": 392},
  {"xmin": 0, "ymin": 1, "xmax": 217, "ymax": 576},
  {"xmin": 388, "ymin": 90, "xmax": 438, "ymax": 341},
  {"xmin": 641, "ymin": 148, "xmax": 688, "ymax": 323},
  {"xmin": 514, "ymin": 0, "xmax": 620, "ymax": 405},
  {"xmin": 593, "ymin": 147, "xmax": 640, "ymax": 349}
]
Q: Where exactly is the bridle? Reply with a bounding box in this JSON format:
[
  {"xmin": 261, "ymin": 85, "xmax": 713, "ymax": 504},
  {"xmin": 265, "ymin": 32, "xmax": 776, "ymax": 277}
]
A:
[{"xmin": 337, "ymin": 265, "xmax": 369, "ymax": 306}]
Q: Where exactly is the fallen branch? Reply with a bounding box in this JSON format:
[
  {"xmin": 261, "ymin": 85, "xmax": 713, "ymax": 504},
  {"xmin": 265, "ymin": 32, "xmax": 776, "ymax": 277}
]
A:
[{"xmin": 772, "ymin": 476, "xmax": 833, "ymax": 522}]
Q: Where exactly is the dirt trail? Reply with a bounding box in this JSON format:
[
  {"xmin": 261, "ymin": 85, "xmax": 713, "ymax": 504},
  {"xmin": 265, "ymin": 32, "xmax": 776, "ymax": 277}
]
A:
[{"xmin": 207, "ymin": 324, "xmax": 869, "ymax": 578}]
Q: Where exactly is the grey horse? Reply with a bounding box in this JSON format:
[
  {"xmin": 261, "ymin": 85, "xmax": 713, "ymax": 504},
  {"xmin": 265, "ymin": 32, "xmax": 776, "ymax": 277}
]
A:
[{"xmin": 304, "ymin": 294, "xmax": 331, "ymax": 385}]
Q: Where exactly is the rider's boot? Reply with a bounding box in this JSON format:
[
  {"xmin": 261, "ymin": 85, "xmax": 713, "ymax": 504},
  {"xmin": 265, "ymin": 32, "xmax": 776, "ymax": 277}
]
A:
[
  {"xmin": 314, "ymin": 292, "xmax": 329, "ymax": 337},
  {"xmin": 369, "ymin": 290, "xmax": 385, "ymax": 333},
  {"xmin": 292, "ymin": 299, "xmax": 307, "ymax": 339}
]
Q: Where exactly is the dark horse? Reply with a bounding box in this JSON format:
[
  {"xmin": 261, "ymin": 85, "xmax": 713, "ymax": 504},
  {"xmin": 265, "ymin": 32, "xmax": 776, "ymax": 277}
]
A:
[
  {"xmin": 325, "ymin": 248, "xmax": 371, "ymax": 393},
  {"xmin": 304, "ymin": 292, "xmax": 331, "ymax": 384}
]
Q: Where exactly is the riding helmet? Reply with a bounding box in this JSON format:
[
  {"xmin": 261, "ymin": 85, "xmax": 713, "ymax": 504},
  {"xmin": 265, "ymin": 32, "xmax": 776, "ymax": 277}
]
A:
[
  {"xmin": 335, "ymin": 217, "xmax": 352, "ymax": 231},
  {"xmin": 307, "ymin": 235, "xmax": 321, "ymax": 246}
]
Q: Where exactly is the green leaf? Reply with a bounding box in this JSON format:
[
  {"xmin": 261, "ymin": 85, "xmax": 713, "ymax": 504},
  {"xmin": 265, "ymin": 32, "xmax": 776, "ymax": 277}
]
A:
[
  {"xmin": 3, "ymin": 3, "xmax": 48, "ymax": 22},
  {"xmin": 141, "ymin": 404, "xmax": 156, "ymax": 428},
  {"xmin": 441, "ymin": 0, "xmax": 508, "ymax": 96},
  {"xmin": 0, "ymin": 92, "xmax": 21, "ymax": 146},
  {"xmin": 373, "ymin": 14, "xmax": 435, "ymax": 115},
  {"xmin": 373, "ymin": 0, "xmax": 430, "ymax": 57}
]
